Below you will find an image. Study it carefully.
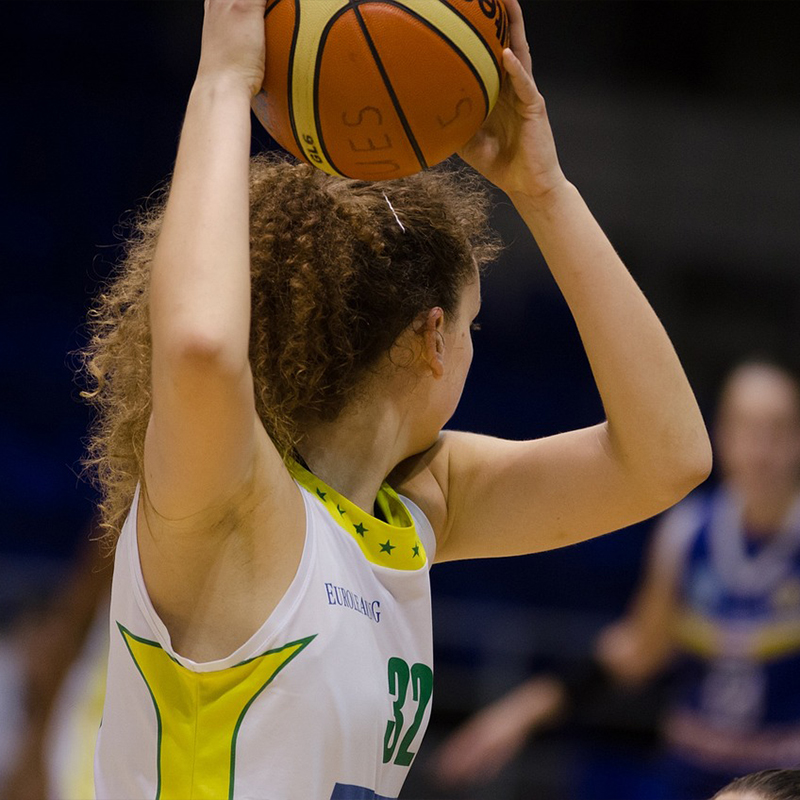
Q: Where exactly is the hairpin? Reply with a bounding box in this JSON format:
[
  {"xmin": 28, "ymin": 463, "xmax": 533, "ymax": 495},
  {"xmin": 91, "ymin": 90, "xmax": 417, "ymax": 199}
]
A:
[{"xmin": 383, "ymin": 193, "xmax": 406, "ymax": 233}]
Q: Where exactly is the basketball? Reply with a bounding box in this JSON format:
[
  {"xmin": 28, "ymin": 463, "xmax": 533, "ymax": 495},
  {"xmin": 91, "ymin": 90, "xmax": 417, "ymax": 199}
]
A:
[{"xmin": 253, "ymin": 0, "xmax": 510, "ymax": 180}]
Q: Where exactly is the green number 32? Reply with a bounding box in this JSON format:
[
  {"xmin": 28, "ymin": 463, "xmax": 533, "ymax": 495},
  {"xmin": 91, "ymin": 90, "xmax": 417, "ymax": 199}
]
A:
[{"xmin": 382, "ymin": 657, "xmax": 433, "ymax": 766}]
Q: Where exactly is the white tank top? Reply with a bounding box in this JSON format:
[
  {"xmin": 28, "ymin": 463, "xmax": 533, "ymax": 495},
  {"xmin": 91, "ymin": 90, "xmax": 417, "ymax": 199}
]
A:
[{"xmin": 94, "ymin": 460, "xmax": 436, "ymax": 800}]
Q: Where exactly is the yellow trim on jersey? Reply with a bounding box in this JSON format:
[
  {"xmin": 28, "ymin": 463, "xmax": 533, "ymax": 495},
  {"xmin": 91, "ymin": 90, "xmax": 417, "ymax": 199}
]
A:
[
  {"xmin": 397, "ymin": 0, "xmax": 501, "ymax": 111},
  {"xmin": 119, "ymin": 624, "xmax": 315, "ymax": 800},
  {"xmin": 291, "ymin": 0, "xmax": 350, "ymax": 175},
  {"xmin": 288, "ymin": 458, "xmax": 427, "ymax": 571},
  {"xmin": 675, "ymin": 610, "xmax": 800, "ymax": 661}
]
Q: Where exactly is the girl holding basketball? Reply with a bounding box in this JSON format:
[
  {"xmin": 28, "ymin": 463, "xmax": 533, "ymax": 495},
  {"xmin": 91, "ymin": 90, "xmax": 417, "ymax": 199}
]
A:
[{"xmin": 87, "ymin": 0, "xmax": 711, "ymax": 797}]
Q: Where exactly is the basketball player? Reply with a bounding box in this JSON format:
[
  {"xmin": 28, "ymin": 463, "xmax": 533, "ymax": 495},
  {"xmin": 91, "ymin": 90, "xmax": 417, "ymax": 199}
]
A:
[
  {"xmin": 85, "ymin": 0, "xmax": 711, "ymax": 797},
  {"xmin": 434, "ymin": 360, "xmax": 800, "ymax": 799}
]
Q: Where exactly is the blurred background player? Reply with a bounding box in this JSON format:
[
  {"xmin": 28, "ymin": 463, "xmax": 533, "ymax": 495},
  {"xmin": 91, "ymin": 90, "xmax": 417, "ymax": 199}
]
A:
[
  {"xmin": 0, "ymin": 531, "xmax": 110, "ymax": 800},
  {"xmin": 434, "ymin": 358, "xmax": 800, "ymax": 800}
]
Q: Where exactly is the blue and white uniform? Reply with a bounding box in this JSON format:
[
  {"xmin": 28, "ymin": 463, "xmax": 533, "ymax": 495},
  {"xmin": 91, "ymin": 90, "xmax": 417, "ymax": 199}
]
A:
[{"xmin": 659, "ymin": 489, "xmax": 800, "ymax": 774}]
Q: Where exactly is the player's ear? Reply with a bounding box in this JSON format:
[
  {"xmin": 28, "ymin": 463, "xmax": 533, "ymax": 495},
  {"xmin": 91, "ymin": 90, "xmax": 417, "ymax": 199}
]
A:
[{"xmin": 416, "ymin": 307, "xmax": 445, "ymax": 379}]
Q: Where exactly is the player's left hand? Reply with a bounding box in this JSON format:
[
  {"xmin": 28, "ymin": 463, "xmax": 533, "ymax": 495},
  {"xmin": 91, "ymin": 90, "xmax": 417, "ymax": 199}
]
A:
[{"xmin": 458, "ymin": 0, "xmax": 567, "ymax": 203}]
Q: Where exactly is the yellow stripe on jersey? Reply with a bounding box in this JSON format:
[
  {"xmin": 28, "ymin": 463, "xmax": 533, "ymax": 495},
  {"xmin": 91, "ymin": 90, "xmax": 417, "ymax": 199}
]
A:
[
  {"xmin": 675, "ymin": 610, "xmax": 800, "ymax": 661},
  {"xmin": 288, "ymin": 458, "xmax": 427, "ymax": 571},
  {"xmin": 291, "ymin": 0, "xmax": 350, "ymax": 175},
  {"xmin": 119, "ymin": 625, "xmax": 315, "ymax": 800},
  {"xmin": 755, "ymin": 622, "xmax": 800, "ymax": 660},
  {"xmin": 397, "ymin": 0, "xmax": 501, "ymax": 111}
]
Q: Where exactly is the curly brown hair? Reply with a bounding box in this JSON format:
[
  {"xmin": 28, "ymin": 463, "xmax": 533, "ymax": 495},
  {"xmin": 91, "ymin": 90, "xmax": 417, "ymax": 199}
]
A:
[{"xmin": 80, "ymin": 153, "xmax": 502, "ymax": 548}]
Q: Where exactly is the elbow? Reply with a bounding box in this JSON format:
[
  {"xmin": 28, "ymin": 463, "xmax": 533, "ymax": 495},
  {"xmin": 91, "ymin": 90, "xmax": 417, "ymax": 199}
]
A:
[
  {"xmin": 675, "ymin": 425, "xmax": 714, "ymax": 492},
  {"xmin": 669, "ymin": 452, "xmax": 712, "ymax": 504},
  {"xmin": 649, "ymin": 431, "xmax": 713, "ymax": 510},
  {"xmin": 689, "ymin": 437, "xmax": 714, "ymax": 489},
  {"xmin": 172, "ymin": 332, "xmax": 228, "ymax": 363},
  {"xmin": 158, "ymin": 331, "xmax": 248, "ymax": 378}
]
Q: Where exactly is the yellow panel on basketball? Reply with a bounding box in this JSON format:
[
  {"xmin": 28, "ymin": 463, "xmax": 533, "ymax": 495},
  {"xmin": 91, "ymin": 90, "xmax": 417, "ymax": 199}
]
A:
[
  {"xmin": 437, "ymin": 0, "xmax": 511, "ymax": 67},
  {"xmin": 393, "ymin": 0, "xmax": 502, "ymax": 105},
  {"xmin": 259, "ymin": 0, "xmax": 508, "ymax": 180},
  {"xmin": 290, "ymin": 0, "xmax": 350, "ymax": 176}
]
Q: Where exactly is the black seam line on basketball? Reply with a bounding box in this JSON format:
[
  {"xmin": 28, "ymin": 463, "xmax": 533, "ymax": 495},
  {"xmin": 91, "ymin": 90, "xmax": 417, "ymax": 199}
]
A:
[
  {"xmin": 312, "ymin": 8, "xmax": 356, "ymax": 178},
  {"xmin": 431, "ymin": 0, "xmax": 502, "ymax": 82},
  {"xmin": 347, "ymin": 0, "xmax": 500, "ymax": 86},
  {"xmin": 264, "ymin": 0, "xmax": 281, "ymax": 18},
  {"xmin": 287, "ymin": 0, "xmax": 306, "ymax": 163},
  {"xmin": 367, "ymin": 0, "xmax": 490, "ymax": 120},
  {"xmin": 352, "ymin": 5, "xmax": 428, "ymax": 171}
]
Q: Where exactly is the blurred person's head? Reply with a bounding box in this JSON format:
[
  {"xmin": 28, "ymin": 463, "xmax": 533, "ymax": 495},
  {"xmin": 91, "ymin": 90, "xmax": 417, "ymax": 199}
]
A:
[
  {"xmin": 715, "ymin": 359, "xmax": 800, "ymax": 506},
  {"xmin": 712, "ymin": 768, "xmax": 800, "ymax": 800}
]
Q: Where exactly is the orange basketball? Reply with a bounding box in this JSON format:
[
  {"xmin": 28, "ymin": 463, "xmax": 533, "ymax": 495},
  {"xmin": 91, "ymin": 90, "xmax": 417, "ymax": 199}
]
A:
[{"xmin": 253, "ymin": 0, "xmax": 509, "ymax": 180}]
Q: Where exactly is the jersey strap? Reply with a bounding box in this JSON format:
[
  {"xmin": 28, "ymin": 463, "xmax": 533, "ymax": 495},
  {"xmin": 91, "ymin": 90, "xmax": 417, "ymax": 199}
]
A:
[{"xmin": 287, "ymin": 458, "xmax": 427, "ymax": 571}]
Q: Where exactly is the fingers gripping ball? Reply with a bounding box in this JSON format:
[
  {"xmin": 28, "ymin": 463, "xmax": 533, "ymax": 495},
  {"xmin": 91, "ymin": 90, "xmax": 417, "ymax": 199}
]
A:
[{"xmin": 253, "ymin": 0, "xmax": 510, "ymax": 180}]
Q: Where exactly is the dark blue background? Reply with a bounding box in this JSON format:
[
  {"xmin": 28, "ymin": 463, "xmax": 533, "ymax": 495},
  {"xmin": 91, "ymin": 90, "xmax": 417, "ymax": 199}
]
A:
[{"xmin": 3, "ymin": 1, "xmax": 800, "ymax": 619}]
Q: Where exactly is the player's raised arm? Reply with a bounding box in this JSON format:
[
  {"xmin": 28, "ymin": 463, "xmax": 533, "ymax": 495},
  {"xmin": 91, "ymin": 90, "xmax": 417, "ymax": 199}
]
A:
[
  {"xmin": 440, "ymin": 0, "xmax": 712, "ymax": 561},
  {"xmin": 146, "ymin": 0, "xmax": 290, "ymax": 522}
]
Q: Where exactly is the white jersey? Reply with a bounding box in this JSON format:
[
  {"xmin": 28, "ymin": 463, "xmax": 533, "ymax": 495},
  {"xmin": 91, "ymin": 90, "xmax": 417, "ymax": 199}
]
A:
[{"xmin": 95, "ymin": 459, "xmax": 436, "ymax": 800}]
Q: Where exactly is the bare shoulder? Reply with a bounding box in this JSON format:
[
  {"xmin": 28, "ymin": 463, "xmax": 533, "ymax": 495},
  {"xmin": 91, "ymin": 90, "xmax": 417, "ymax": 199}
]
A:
[
  {"xmin": 388, "ymin": 433, "xmax": 454, "ymax": 544},
  {"xmin": 389, "ymin": 431, "xmax": 497, "ymax": 556}
]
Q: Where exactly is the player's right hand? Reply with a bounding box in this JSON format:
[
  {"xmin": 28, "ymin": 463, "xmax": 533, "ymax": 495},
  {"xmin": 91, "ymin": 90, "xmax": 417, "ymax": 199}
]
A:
[{"xmin": 196, "ymin": 0, "xmax": 267, "ymax": 97}]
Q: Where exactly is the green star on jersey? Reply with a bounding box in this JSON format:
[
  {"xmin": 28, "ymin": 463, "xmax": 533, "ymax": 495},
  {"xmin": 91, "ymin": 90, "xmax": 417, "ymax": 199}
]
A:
[{"xmin": 287, "ymin": 457, "xmax": 426, "ymax": 571}]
